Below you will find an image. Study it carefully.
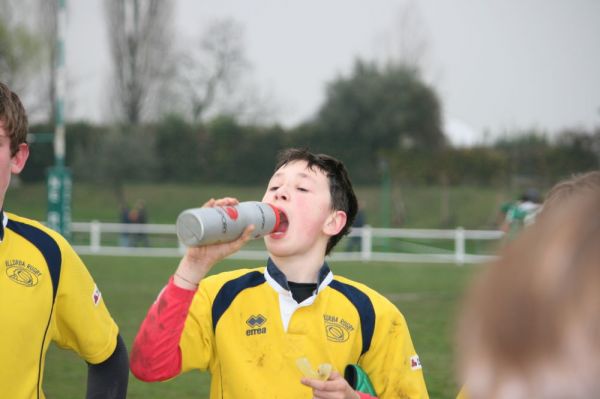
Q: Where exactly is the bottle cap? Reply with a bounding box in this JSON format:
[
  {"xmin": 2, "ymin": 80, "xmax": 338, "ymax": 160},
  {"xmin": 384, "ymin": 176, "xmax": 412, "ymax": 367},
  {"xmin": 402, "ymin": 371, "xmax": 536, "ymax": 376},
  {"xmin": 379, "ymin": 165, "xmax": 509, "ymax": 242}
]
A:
[{"xmin": 267, "ymin": 204, "xmax": 288, "ymax": 233}]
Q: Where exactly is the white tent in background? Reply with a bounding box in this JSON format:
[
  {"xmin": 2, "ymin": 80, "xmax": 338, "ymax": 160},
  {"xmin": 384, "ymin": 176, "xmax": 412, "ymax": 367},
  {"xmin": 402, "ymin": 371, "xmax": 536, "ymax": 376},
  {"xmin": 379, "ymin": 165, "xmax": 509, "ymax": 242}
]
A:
[{"xmin": 444, "ymin": 117, "xmax": 483, "ymax": 147}]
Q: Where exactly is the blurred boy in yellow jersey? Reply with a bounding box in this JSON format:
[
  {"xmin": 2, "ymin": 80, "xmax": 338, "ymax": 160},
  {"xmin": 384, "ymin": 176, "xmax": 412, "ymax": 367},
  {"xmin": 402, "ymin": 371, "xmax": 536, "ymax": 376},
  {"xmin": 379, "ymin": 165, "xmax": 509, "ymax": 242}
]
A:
[{"xmin": 0, "ymin": 82, "xmax": 128, "ymax": 399}]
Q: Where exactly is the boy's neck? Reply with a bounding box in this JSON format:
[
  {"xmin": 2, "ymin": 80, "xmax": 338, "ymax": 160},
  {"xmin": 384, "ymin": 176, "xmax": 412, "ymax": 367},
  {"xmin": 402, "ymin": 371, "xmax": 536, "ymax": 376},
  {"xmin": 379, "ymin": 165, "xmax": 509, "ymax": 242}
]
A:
[{"xmin": 270, "ymin": 253, "xmax": 325, "ymax": 284}]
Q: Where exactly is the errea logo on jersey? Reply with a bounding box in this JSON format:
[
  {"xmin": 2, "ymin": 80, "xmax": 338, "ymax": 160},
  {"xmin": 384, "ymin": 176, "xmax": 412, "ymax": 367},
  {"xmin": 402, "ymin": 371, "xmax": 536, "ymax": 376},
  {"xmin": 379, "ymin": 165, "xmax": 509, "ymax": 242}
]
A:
[
  {"xmin": 5, "ymin": 259, "xmax": 41, "ymax": 287},
  {"xmin": 245, "ymin": 314, "xmax": 267, "ymax": 336}
]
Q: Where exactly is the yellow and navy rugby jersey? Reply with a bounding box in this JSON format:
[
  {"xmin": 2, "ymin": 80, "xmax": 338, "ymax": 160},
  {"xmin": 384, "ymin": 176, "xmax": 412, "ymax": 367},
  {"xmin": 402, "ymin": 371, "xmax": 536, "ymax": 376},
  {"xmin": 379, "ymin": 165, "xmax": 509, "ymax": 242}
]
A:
[
  {"xmin": 180, "ymin": 259, "xmax": 429, "ymax": 398},
  {"xmin": 0, "ymin": 212, "xmax": 119, "ymax": 399}
]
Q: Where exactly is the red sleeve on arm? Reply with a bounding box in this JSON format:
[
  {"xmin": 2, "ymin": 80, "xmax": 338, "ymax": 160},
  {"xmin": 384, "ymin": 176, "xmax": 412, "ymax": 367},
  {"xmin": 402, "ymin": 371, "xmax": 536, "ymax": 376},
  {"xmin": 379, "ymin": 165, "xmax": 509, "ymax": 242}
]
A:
[
  {"xmin": 130, "ymin": 276, "xmax": 196, "ymax": 382},
  {"xmin": 356, "ymin": 392, "xmax": 378, "ymax": 399}
]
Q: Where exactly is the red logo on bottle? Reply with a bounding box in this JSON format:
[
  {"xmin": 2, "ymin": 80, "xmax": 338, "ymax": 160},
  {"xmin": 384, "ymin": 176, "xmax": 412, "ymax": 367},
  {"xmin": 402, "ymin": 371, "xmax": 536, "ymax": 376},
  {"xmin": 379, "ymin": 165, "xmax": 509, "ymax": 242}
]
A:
[{"xmin": 224, "ymin": 206, "xmax": 239, "ymax": 220}]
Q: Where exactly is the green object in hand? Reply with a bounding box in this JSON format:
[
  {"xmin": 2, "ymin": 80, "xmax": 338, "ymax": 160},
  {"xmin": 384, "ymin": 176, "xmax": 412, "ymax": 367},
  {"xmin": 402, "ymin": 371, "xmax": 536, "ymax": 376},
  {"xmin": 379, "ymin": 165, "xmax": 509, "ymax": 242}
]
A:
[{"xmin": 344, "ymin": 364, "xmax": 377, "ymax": 396}]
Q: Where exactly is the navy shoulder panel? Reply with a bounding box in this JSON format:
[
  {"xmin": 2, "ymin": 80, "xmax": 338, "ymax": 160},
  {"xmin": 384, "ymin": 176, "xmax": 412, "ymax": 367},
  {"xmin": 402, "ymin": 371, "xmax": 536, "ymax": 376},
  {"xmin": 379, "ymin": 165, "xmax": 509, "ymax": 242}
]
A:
[
  {"xmin": 6, "ymin": 220, "xmax": 62, "ymax": 302},
  {"xmin": 212, "ymin": 271, "xmax": 266, "ymax": 331},
  {"xmin": 329, "ymin": 280, "xmax": 375, "ymax": 355}
]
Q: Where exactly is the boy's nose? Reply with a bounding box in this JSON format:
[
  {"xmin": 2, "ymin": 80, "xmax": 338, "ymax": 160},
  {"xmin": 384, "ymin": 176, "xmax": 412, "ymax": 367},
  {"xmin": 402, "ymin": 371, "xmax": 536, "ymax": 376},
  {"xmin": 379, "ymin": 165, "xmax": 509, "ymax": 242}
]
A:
[{"xmin": 274, "ymin": 188, "xmax": 289, "ymax": 201}]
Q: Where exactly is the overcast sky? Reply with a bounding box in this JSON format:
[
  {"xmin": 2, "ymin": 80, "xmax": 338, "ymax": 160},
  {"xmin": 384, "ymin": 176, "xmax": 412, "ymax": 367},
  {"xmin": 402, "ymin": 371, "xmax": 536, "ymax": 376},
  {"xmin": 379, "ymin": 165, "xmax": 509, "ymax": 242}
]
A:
[{"xmin": 65, "ymin": 0, "xmax": 600, "ymax": 145}]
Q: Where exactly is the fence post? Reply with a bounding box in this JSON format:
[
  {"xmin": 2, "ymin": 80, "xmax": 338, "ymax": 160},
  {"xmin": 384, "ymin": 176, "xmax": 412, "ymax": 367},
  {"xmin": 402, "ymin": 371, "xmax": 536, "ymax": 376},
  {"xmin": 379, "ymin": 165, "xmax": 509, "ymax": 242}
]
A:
[
  {"xmin": 454, "ymin": 227, "xmax": 465, "ymax": 266},
  {"xmin": 90, "ymin": 220, "xmax": 101, "ymax": 253},
  {"xmin": 361, "ymin": 225, "xmax": 372, "ymax": 261}
]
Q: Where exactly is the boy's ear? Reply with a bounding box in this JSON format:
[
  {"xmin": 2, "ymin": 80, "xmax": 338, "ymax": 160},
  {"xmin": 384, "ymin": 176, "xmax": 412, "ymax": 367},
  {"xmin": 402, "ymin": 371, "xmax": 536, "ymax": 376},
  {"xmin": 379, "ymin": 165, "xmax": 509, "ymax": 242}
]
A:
[
  {"xmin": 323, "ymin": 210, "xmax": 347, "ymax": 236},
  {"xmin": 11, "ymin": 143, "xmax": 29, "ymax": 174}
]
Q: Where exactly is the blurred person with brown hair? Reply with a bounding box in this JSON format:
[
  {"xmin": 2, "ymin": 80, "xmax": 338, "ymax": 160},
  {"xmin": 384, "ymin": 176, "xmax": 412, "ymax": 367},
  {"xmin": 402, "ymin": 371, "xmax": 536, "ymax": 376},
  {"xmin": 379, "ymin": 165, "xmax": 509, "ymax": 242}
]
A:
[
  {"xmin": 540, "ymin": 170, "xmax": 600, "ymax": 215},
  {"xmin": 456, "ymin": 187, "xmax": 600, "ymax": 399}
]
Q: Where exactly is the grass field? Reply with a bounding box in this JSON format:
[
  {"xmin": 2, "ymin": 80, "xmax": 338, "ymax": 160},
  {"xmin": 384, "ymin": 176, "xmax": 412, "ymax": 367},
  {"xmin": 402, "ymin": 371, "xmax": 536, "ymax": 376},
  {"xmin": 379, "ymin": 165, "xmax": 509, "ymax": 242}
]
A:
[
  {"xmin": 7, "ymin": 182, "xmax": 510, "ymax": 229},
  {"xmin": 42, "ymin": 255, "xmax": 478, "ymax": 399},
  {"xmin": 12, "ymin": 181, "xmax": 492, "ymax": 397}
]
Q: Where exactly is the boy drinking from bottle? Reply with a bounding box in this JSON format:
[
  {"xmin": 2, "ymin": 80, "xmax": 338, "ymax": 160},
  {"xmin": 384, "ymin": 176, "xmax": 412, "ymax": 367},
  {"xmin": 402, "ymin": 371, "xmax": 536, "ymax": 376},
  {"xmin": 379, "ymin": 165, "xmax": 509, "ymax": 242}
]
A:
[{"xmin": 130, "ymin": 148, "xmax": 429, "ymax": 399}]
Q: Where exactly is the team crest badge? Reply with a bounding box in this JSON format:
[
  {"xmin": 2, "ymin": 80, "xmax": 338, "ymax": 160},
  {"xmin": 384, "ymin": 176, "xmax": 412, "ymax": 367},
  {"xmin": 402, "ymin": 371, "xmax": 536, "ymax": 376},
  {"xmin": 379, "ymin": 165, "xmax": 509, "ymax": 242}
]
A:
[
  {"xmin": 323, "ymin": 314, "xmax": 354, "ymax": 343},
  {"xmin": 5, "ymin": 259, "xmax": 41, "ymax": 287}
]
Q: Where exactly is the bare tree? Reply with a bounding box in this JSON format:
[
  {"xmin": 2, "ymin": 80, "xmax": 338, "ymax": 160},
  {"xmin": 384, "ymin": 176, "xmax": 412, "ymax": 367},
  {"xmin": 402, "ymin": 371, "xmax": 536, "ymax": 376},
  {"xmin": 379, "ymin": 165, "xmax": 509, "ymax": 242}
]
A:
[
  {"xmin": 149, "ymin": 17, "xmax": 279, "ymax": 125},
  {"xmin": 373, "ymin": 0, "xmax": 431, "ymax": 73},
  {"xmin": 179, "ymin": 18, "xmax": 250, "ymax": 123},
  {"xmin": 104, "ymin": 0, "xmax": 174, "ymax": 125},
  {"xmin": 0, "ymin": 0, "xmax": 42, "ymax": 94}
]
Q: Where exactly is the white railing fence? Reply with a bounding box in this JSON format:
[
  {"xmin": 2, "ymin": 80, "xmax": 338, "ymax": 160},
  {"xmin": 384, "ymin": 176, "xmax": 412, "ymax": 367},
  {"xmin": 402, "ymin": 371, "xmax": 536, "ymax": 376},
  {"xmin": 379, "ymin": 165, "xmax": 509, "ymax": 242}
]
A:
[{"xmin": 70, "ymin": 222, "xmax": 504, "ymax": 265}]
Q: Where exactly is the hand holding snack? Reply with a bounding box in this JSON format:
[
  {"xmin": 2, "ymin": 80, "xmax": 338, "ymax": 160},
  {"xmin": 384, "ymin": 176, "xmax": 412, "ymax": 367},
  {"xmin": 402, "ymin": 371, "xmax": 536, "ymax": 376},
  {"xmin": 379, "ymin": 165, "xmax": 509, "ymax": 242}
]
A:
[
  {"xmin": 298, "ymin": 360, "xmax": 361, "ymax": 399},
  {"xmin": 296, "ymin": 357, "xmax": 333, "ymax": 381}
]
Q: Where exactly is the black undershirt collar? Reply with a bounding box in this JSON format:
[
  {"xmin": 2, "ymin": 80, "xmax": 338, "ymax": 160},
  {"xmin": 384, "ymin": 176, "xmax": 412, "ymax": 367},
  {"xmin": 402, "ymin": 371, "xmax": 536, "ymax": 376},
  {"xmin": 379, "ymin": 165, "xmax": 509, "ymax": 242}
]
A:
[
  {"xmin": 266, "ymin": 258, "xmax": 330, "ymax": 303},
  {"xmin": 288, "ymin": 281, "xmax": 318, "ymax": 303}
]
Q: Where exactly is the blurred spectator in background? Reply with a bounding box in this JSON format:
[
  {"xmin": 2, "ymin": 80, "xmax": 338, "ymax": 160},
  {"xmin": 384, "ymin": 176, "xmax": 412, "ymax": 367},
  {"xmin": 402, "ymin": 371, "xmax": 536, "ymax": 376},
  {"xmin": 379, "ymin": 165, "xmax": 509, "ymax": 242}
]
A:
[
  {"xmin": 346, "ymin": 199, "xmax": 366, "ymax": 252},
  {"xmin": 119, "ymin": 201, "xmax": 130, "ymax": 247},
  {"xmin": 499, "ymin": 188, "xmax": 541, "ymax": 238},
  {"xmin": 494, "ymin": 200, "xmax": 513, "ymax": 229},
  {"xmin": 456, "ymin": 188, "xmax": 600, "ymax": 399},
  {"xmin": 129, "ymin": 199, "xmax": 148, "ymax": 247}
]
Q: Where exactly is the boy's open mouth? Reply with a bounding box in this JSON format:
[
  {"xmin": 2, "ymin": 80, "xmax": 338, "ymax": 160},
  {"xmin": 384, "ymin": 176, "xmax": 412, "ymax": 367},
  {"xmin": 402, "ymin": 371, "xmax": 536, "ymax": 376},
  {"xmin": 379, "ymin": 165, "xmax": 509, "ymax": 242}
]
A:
[{"xmin": 272, "ymin": 210, "xmax": 289, "ymax": 234}]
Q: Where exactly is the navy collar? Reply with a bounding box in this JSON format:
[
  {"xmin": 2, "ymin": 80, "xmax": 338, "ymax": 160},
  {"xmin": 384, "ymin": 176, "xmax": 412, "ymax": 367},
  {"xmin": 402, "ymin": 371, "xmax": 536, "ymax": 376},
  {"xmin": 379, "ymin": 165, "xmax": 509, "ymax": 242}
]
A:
[{"xmin": 266, "ymin": 257, "xmax": 331, "ymax": 291}]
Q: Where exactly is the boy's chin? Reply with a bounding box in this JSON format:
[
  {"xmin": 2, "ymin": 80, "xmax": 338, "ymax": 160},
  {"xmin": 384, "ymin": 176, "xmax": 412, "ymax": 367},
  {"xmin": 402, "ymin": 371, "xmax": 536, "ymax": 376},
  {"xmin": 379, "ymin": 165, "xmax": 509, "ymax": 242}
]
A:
[{"xmin": 265, "ymin": 240, "xmax": 291, "ymax": 256}]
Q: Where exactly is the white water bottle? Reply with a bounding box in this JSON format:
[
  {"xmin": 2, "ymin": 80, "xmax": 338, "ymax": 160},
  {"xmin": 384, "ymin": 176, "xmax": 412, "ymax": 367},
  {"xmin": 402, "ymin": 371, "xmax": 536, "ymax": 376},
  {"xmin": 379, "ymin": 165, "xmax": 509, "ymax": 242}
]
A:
[{"xmin": 176, "ymin": 201, "xmax": 285, "ymax": 246}]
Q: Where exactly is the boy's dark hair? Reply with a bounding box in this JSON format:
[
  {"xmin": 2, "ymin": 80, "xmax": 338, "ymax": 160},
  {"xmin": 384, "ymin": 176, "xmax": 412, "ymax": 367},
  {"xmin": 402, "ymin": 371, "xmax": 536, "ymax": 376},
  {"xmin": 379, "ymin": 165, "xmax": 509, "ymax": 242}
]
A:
[
  {"xmin": 0, "ymin": 82, "xmax": 28, "ymax": 156},
  {"xmin": 275, "ymin": 148, "xmax": 358, "ymax": 255}
]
